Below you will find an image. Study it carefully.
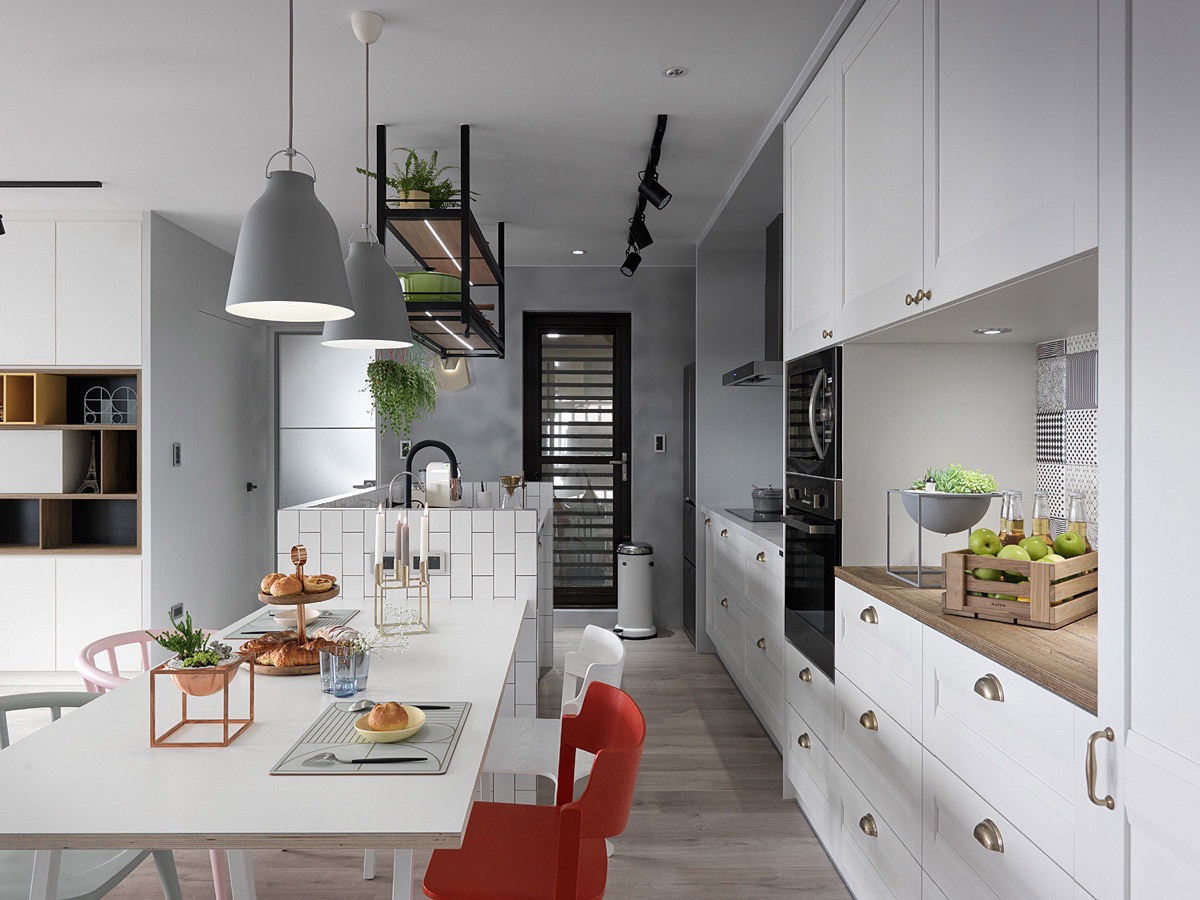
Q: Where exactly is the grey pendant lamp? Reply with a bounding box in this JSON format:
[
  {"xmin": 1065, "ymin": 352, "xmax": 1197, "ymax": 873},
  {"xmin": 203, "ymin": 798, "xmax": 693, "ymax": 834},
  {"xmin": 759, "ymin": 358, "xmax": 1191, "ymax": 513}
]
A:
[
  {"xmin": 322, "ymin": 11, "xmax": 413, "ymax": 349},
  {"xmin": 225, "ymin": 0, "xmax": 354, "ymax": 323}
]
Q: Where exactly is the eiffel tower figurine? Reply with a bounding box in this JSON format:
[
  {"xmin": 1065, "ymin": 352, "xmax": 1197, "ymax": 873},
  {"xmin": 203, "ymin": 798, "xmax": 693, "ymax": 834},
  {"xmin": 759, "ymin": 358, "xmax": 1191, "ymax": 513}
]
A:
[{"xmin": 77, "ymin": 436, "xmax": 100, "ymax": 494}]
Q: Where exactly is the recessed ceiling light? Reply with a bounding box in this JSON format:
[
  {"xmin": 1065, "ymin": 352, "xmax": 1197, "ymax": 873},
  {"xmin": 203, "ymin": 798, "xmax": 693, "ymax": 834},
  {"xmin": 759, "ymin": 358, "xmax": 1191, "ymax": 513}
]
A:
[
  {"xmin": 571, "ymin": 249, "xmax": 587, "ymax": 255},
  {"xmin": 661, "ymin": 66, "xmax": 688, "ymax": 78},
  {"xmin": 973, "ymin": 327, "xmax": 1013, "ymax": 336}
]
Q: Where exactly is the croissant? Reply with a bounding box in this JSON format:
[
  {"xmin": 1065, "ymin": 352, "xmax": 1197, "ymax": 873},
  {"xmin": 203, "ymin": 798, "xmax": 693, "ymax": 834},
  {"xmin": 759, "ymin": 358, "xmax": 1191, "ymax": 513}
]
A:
[
  {"xmin": 261, "ymin": 642, "xmax": 322, "ymax": 667},
  {"xmin": 241, "ymin": 631, "xmax": 296, "ymax": 656}
]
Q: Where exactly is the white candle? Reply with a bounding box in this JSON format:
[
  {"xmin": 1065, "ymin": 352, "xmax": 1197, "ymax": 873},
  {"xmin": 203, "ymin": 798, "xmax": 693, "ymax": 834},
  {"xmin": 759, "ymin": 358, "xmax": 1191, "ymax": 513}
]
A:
[
  {"xmin": 400, "ymin": 511, "xmax": 410, "ymax": 574},
  {"xmin": 394, "ymin": 513, "xmax": 403, "ymax": 575},
  {"xmin": 420, "ymin": 506, "xmax": 430, "ymax": 566},
  {"xmin": 374, "ymin": 504, "xmax": 385, "ymax": 575}
]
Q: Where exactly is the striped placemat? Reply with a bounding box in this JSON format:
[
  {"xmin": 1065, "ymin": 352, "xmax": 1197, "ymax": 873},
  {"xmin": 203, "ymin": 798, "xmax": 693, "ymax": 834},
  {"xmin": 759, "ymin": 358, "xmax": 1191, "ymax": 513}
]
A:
[
  {"xmin": 270, "ymin": 701, "xmax": 470, "ymax": 775},
  {"xmin": 225, "ymin": 608, "xmax": 359, "ymax": 640}
]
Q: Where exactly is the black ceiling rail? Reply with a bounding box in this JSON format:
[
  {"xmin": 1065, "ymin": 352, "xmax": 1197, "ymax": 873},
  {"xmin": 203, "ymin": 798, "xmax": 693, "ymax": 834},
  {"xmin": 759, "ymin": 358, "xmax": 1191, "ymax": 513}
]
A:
[
  {"xmin": 0, "ymin": 181, "xmax": 103, "ymax": 188},
  {"xmin": 625, "ymin": 114, "xmax": 669, "ymax": 249},
  {"xmin": 375, "ymin": 123, "xmax": 505, "ymax": 359}
]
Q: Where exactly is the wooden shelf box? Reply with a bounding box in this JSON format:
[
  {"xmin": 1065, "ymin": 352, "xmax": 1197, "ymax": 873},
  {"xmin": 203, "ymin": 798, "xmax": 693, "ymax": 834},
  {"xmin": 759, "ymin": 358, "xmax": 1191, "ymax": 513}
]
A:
[
  {"xmin": 0, "ymin": 373, "xmax": 66, "ymax": 425},
  {"xmin": 40, "ymin": 498, "xmax": 139, "ymax": 553},
  {"xmin": 0, "ymin": 499, "xmax": 40, "ymax": 549}
]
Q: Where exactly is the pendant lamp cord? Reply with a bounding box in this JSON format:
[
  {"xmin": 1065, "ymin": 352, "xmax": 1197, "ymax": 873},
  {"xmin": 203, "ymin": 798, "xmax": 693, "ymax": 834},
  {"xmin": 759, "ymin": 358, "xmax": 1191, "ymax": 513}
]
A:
[
  {"xmin": 287, "ymin": 0, "xmax": 295, "ymax": 170},
  {"xmin": 364, "ymin": 39, "xmax": 371, "ymax": 231}
]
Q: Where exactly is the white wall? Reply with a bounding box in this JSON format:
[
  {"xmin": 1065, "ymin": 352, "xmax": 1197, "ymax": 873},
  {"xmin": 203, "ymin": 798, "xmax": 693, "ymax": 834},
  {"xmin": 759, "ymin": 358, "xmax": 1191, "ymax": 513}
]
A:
[
  {"xmin": 147, "ymin": 213, "xmax": 271, "ymax": 629},
  {"xmin": 841, "ymin": 342, "xmax": 1036, "ymax": 567}
]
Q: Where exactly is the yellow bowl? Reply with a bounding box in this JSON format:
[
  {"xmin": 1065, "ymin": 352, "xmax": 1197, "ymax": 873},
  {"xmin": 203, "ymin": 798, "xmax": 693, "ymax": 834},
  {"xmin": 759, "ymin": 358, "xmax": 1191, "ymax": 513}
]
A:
[{"xmin": 354, "ymin": 705, "xmax": 427, "ymax": 743}]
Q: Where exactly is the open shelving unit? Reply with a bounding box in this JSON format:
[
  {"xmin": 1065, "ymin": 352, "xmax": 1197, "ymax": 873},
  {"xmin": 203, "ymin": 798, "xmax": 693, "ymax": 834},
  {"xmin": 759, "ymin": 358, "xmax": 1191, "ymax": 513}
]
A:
[
  {"xmin": 377, "ymin": 123, "xmax": 506, "ymax": 359},
  {"xmin": 0, "ymin": 369, "xmax": 141, "ymax": 554}
]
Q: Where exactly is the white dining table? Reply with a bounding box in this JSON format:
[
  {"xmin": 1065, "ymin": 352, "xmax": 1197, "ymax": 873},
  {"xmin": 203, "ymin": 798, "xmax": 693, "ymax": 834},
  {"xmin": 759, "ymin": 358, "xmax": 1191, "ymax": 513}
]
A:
[{"xmin": 0, "ymin": 595, "xmax": 528, "ymax": 900}]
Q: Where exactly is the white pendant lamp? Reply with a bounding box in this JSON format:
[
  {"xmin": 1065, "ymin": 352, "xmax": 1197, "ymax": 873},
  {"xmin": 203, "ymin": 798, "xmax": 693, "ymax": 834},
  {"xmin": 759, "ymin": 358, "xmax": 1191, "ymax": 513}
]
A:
[
  {"xmin": 226, "ymin": 0, "xmax": 354, "ymax": 323},
  {"xmin": 322, "ymin": 11, "xmax": 414, "ymax": 349}
]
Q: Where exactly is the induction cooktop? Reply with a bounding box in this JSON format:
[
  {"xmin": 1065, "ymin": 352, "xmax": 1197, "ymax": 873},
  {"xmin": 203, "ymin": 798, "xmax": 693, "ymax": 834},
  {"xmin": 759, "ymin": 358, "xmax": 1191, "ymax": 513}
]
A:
[{"xmin": 725, "ymin": 508, "xmax": 782, "ymax": 523}]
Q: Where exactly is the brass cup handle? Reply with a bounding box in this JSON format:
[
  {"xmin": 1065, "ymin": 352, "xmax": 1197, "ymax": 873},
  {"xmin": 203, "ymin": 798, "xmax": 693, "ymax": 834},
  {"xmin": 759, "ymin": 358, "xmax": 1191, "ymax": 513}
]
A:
[
  {"xmin": 859, "ymin": 606, "xmax": 879, "ymax": 625},
  {"xmin": 705, "ymin": 517, "xmax": 711, "ymax": 527},
  {"xmin": 859, "ymin": 710, "xmax": 879, "ymax": 731},
  {"xmin": 973, "ymin": 818, "xmax": 1005, "ymax": 853},
  {"xmin": 720, "ymin": 597, "xmax": 729, "ymax": 608},
  {"xmin": 756, "ymin": 638, "xmax": 767, "ymax": 650},
  {"xmin": 720, "ymin": 528, "xmax": 729, "ymax": 538},
  {"xmin": 859, "ymin": 814, "xmax": 878, "ymax": 838},
  {"xmin": 755, "ymin": 551, "xmax": 766, "ymax": 563},
  {"xmin": 973, "ymin": 674, "xmax": 1005, "ymax": 702},
  {"xmin": 797, "ymin": 733, "xmax": 811, "ymax": 750},
  {"xmin": 1086, "ymin": 727, "xmax": 1116, "ymax": 810},
  {"xmin": 822, "ymin": 329, "xmax": 834, "ymax": 339},
  {"xmin": 798, "ymin": 667, "xmax": 812, "ymax": 683}
]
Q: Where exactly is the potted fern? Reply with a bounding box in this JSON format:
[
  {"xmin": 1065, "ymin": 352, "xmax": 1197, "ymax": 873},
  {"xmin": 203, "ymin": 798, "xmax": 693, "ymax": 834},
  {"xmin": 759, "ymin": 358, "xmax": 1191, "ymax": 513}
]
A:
[
  {"xmin": 366, "ymin": 347, "xmax": 440, "ymax": 438},
  {"xmin": 150, "ymin": 613, "xmax": 240, "ymax": 697},
  {"xmin": 357, "ymin": 147, "xmax": 476, "ymax": 209}
]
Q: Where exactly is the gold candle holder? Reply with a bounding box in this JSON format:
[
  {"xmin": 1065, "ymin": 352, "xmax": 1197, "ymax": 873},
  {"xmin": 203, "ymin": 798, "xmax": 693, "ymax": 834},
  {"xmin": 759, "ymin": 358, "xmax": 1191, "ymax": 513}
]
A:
[{"xmin": 373, "ymin": 559, "xmax": 431, "ymax": 635}]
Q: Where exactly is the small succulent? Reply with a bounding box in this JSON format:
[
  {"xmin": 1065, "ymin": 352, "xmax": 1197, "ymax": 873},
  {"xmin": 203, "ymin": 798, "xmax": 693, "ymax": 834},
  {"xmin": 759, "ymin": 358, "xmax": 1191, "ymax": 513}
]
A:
[{"xmin": 912, "ymin": 464, "xmax": 998, "ymax": 494}]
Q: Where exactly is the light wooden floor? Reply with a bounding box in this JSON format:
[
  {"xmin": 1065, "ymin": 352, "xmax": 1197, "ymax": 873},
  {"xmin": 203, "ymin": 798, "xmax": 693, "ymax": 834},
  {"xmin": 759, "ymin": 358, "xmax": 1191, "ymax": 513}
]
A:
[{"xmin": 3, "ymin": 628, "xmax": 849, "ymax": 898}]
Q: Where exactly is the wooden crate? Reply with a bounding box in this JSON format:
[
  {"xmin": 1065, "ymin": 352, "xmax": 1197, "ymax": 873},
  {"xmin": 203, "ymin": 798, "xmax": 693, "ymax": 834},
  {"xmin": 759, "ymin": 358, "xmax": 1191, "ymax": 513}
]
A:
[{"xmin": 942, "ymin": 548, "xmax": 1098, "ymax": 629}]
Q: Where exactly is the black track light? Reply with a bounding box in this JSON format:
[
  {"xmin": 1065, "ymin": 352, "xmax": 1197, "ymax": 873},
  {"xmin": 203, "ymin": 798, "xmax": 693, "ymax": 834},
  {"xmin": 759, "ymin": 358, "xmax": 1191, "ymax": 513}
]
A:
[
  {"xmin": 638, "ymin": 174, "xmax": 671, "ymax": 210},
  {"xmin": 621, "ymin": 247, "xmax": 642, "ymax": 277},
  {"xmin": 629, "ymin": 215, "xmax": 653, "ymax": 250},
  {"xmin": 0, "ymin": 214, "xmax": 5, "ymax": 237}
]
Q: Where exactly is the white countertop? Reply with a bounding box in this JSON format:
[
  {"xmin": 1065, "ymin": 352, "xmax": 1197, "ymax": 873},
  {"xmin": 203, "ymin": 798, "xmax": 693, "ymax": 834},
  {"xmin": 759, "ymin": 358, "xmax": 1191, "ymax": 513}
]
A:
[{"xmin": 703, "ymin": 504, "xmax": 784, "ymax": 551}]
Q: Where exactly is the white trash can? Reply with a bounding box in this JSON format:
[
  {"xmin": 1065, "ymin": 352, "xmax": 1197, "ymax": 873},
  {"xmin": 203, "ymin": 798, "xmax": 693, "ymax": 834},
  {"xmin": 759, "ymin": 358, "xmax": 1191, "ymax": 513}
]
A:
[{"xmin": 615, "ymin": 541, "xmax": 657, "ymax": 639}]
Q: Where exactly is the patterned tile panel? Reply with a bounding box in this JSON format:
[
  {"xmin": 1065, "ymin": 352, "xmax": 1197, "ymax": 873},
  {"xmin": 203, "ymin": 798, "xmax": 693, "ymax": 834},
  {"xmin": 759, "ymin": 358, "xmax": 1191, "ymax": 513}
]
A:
[
  {"xmin": 1036, "ymin": 412, "xmax": 1064, "ymax": 464},
  {"xmin": 1036, "ymin": 465, "xmax": 1066, "ymax": 518},
  {"xmin": 1064, "ymin": 409, "xmax": 1098, "ymax": 466},
  {"xmin": 1037, "ymin": 357, "xmax": 1067, "ymax": 412},
  {"xmin": 1067, "ymin": 350, "xmax": 1098, "ymax": 409},
  {"xmin": 1037, "ymin": 339, "xmax": 1067, "ymax": 359},
  {"xmin": 1064, "ymin": 464, "xmax": 1099, "ymax": 524},
  {"xmin": 1067, "ymin": 332, "xmax": 1099, "ymax": 354}
]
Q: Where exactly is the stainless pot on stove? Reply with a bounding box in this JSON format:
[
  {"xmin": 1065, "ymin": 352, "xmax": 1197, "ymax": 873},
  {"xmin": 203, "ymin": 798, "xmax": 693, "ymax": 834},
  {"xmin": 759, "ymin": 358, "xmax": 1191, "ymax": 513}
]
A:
[{"xmin": 751, "ymin": 485, "xmax": 783, "ymax": 514}]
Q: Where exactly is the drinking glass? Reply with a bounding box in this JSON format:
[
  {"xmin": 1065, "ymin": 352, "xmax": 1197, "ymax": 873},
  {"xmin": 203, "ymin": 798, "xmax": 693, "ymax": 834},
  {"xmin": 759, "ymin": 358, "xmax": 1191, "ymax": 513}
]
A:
[{"xmin": 320, "ymin": 647, "xmax": 359, "ymax": 698}]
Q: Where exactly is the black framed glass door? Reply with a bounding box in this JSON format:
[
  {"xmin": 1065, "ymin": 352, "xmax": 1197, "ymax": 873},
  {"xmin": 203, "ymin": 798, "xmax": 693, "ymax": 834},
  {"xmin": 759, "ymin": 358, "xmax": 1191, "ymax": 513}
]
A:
[{"xmin": 523, "ymin": 313, "xmax": 632, "ymax": 608}]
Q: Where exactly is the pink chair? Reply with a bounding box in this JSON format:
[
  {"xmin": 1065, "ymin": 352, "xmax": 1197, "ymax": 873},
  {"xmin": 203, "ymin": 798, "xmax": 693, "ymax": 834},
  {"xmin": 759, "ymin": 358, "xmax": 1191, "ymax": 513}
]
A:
[{"xmin": 75, "ymin": 629, "xmax": 233, "ymax": 900}]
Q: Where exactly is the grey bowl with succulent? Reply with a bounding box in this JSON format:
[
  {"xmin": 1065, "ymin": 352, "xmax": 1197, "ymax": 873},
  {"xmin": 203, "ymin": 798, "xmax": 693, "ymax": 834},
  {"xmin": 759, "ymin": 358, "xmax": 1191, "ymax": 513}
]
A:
[{"xmin": 901, "ymin": 464, "xmax": 1000, "ymax": 535}]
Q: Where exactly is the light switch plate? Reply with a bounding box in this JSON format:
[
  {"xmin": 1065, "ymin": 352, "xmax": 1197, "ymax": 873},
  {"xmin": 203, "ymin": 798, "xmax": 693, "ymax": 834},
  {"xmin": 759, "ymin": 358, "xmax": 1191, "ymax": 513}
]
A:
[
  {"xmin": 171, "ymin": 443, "xmax": 182, "ymax": 467},
  {"xmin": 654, "ymin": 433, "xmax": 667, "ymax": 453},
  {"xmin": 169, "ymin": 603, "xmax": 184, "ymax": 620}
]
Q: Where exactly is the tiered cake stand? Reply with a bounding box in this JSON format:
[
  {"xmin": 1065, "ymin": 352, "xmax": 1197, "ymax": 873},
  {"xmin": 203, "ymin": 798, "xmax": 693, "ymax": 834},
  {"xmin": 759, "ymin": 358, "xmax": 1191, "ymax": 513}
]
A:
[{"xmin": 255, "ymin": 544, "xmax": 340, "ymax": 675}]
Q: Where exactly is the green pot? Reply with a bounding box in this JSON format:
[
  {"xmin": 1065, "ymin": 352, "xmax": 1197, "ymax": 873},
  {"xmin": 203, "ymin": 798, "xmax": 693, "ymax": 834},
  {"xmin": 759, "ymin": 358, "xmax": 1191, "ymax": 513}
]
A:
[{"xmin": 399, "ymin": 271, "xmax": 462, "ymax": 303}]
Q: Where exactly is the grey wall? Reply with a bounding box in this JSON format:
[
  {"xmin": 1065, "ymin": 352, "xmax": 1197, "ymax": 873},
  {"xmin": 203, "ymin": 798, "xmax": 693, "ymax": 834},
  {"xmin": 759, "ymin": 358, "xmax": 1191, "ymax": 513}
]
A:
[
  {"xmin": 841, "ymin": 342, "xmax": 1037, "ymax": 567},
  {"xmin": 147, "ymin": 213, "xmax": 271, "ymax": 629},
  {"xmin": 693, "ymin": 246, "xmax": 785, "ymax": 508},
  {"xmin": 380, "ymin": 265, "xmax": 695, "ymax": 629}
]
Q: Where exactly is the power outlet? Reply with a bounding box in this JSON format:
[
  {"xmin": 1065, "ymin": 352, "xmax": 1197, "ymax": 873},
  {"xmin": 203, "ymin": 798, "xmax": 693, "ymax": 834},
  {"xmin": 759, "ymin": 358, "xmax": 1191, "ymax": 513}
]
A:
[{"xmin": 169, "ymin": 603, "xmax": 184, "ymax": 621}]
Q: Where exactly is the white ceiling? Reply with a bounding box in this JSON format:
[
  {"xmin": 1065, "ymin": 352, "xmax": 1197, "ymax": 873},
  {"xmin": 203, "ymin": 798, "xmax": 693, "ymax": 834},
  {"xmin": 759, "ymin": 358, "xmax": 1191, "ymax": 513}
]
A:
[{"xmin": 0, "ymin": 0, "xmax": 841, "ymax": 269}]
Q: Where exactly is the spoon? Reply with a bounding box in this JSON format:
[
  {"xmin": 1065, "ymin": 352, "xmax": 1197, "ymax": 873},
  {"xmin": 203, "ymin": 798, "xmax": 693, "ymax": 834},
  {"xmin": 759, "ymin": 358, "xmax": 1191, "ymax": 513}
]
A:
[{"xmin": 303, "ymin": 752, "xmax": 424, "ymax": 766}]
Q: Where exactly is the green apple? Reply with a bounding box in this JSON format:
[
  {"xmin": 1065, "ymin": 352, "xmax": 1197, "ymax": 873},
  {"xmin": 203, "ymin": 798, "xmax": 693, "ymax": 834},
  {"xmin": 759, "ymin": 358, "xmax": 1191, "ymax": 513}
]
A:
[
  {"xmin": 997, "ymin": 544, "xmax": 1031, "ymax": 562},
  {"xmin": 973, "ymin": 567, "xmax": 1005, "ymax": 582},
  {"xmin": 1054, "ymin": 531, "xmax": 1087, "ymax": 558},
  {"xmin": 990, "ymin": 593, "xmax": 1017, "ymax": 601},
  {"xmin": 1039, "ymin": 553, "xmax": 1066, "ymax": 564},
  {"xmin": 968, "ymin": 528, "xmax": 1002, "ymax": 556},
  {"xmin": 1019, "ymin": 536, "xmax": 1050, "ymax": 560}
]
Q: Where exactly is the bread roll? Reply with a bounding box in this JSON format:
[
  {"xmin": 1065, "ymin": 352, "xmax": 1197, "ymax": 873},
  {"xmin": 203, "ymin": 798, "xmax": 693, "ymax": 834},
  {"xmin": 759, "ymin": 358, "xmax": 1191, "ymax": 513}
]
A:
[
  {"xmin": 368, "ymin": 701, "xmax": 409, "ymax": 731},
  {"xmin": 261, "ymin": 572, "xmax": 287, "ymax": 592},
  {"xmin": 269, "ymin": 575, "xmax": 303, "ymax": 598},
  {"xmin": 303, "ymin": 575, "xmax": 334, "ymax": 594}
]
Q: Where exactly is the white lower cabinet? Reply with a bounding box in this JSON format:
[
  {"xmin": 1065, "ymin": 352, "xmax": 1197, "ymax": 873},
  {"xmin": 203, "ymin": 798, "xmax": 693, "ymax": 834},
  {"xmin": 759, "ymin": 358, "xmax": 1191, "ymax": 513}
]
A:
[
  {"xmin": 835, "ymin": 762, "xmax": 922, "ymax": 900},
  {"xmin": 0, "ymin": 558, "xmax": 56, "ymax": 671},
  {"xmin": 785, "ymin": 704, "xmax": 837, "ymax": 844},
  {"xmin": 54, "ymin": 557, "xmax": 143, "ymax": 671},
  {"xmin": 922, "ymin": 750, "xmax": 1076, "ymax": 900}
]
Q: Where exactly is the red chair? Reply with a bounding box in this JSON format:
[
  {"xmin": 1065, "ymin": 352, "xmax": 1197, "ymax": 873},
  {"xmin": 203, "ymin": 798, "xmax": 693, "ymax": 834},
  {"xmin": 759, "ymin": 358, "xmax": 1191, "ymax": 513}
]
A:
[{"xmin": 423, "ymin": 682, "xmax": 646, "ymax": 900}]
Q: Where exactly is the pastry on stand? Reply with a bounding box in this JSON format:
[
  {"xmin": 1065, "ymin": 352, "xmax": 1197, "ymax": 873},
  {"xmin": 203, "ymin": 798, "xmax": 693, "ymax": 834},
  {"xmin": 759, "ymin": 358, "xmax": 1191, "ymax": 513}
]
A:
[{"xmin": 253, "ymin": 544, "xmax": 340, "ymax": 674}]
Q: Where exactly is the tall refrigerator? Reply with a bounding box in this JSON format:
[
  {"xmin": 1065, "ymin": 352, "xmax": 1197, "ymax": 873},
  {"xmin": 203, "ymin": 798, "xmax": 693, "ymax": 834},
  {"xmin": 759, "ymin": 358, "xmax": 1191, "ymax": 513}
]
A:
[{"xmin": 682, "ymin": 362, "xmax": 697, "ymax": 645}]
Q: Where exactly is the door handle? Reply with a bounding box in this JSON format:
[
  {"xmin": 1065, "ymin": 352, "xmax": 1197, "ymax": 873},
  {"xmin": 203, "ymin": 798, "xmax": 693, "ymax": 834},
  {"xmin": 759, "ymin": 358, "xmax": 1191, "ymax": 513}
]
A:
[
  {"xmin": 905, "ymin": 292, "xmax": 918, "ymax": 306},
  {"xmin": 609, "ymin": 452, "xmax": 629, "ymax": 483},
  {"xmin": 859, "ymin": 606, "xmax": 879, "ymax": 625},
  {"xmin": 246, "ymin": 482, "xmax": 258, "ymax": 492},
  {"xmin": 917, "ymin": 288, "xmax": 933, "ymax": 302},
  {"xmin": 1086, "ymin": 727, "xmax": 1116, "ymax": 810},
  {"xmin": 782, "ymin": 515, "xmax": 837, "ymax": 535}
]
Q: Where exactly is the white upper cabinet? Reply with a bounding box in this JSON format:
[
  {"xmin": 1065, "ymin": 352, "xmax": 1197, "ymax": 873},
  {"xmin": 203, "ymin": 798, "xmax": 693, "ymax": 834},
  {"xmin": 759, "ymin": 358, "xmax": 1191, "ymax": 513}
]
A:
[
  {"xmin": 55, "ymin": 220, "xmax": 143, "ymax": 366},
  {"xmin": 922, "ymin": 0, "xmax": 1098, "ymax": 308},
  {"xmin": 783, "ymin": 63, "xmax": 841, "ymax": 361},
  {"xmin": 0, "ymin": 220, "xmax": 56, "ymax": 365},
  {"xmin": 838, "ymin": 0, "xmax": 925, "ymax": 338}
]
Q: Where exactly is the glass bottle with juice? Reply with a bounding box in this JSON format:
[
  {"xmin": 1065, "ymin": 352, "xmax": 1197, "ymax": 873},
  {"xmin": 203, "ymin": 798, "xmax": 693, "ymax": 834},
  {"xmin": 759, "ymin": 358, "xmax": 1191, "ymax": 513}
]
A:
[
  {"xmin": 1003, "ymin": 490, "xmax": 1026, "ymax": 546},
  {"xmin": 1031, "ymin": 490, "xmax": 1053, "ymax": 547},
  {"xmin": 1067, "ymin": 490, "xmax": 1092, "ymax": 551}
]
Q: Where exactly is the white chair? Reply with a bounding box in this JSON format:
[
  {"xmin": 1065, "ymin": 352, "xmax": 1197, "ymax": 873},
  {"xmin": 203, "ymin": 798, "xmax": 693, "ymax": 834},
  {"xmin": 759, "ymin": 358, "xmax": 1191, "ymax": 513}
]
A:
[{"xmin": 0, "ymin": 692, "xmax": 183, "ymax": 900}]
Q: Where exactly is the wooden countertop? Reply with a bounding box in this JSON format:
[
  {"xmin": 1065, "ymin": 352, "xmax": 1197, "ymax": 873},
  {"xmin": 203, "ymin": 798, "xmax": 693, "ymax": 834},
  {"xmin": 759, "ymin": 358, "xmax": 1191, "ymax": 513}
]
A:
[{"xmin": 836, "ymin": 566, "xmax": 1098, "ymax": 714}]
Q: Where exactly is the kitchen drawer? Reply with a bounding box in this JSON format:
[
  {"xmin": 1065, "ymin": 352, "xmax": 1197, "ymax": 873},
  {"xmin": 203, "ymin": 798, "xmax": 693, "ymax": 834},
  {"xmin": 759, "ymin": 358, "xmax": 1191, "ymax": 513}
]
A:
[
  {"xmin": 785, "ymin": 704, "xmax": 836, "ymax": 846},
  {"xmin": 835, "ymin": 672, "xmax": 922, "ymax": 858},
  {"xmin": 922, "ymin": 626, "xmax": 1076, "ymax": 870},
  {"xmin": 922, "ymin": 749, "xmax": 1076, "ymax": 900},
  {"xmin": 709, "ymin": 574, "xmax": 745, "ymax": 674},
  {"xmin": 710, "ymin": 517, "xmax": 745, "ymax": 587},
  {"xmin": 835, "ymin": 581, "xmax": 922, "ymax": 737},
  {"xmin": 741, "ymin": 601, "xmax": 785, "ymax": 744},
  {"xmin": 922, "ymin": 874, "xmax": 950, "ymax": 900},
  {"xmin": 834, "ymin": 762, "xmax": 921, "ymax": 900},
  {"xmin": 785, "ymin": 640, "xmax": 836, "ymax": 749},
  {"xmin": 743, "ymin": 539, "xmax": 784, "ymax": 630}
]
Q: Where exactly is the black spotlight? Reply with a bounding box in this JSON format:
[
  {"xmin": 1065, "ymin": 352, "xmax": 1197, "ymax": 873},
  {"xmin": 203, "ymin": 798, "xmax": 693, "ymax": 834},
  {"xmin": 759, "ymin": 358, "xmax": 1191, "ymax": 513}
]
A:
[
  {"xmin": 0, "ymin": 214, "xmax": 5, "ymax": 236},
  {"xmin": 621, "ymin": 248, "xmax": 642, "ymax": 277},
  {"xmin": 629, "ymin": 215, "xmax": 653, "ymax": 250},
  {"xmin": 638, "ymin": 174, "xmax": 671, "ymax": 210}
]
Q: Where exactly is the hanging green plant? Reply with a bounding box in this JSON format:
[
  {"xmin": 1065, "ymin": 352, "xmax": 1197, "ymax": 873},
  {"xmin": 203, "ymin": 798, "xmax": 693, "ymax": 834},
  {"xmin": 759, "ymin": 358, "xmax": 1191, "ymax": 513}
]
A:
[{"xmin": 366, "ymin": 347, "xmax": 440, "ymax": 437}]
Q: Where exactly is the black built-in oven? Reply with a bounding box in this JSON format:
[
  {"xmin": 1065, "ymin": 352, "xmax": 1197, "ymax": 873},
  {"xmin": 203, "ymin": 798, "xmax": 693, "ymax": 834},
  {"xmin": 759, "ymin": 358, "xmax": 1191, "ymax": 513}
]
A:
[
  {"xmin": 783, "ymin": 471, "xmax": 841, "ymax": 680},
  {"xmin": 787, "ymin": 347, "xmax": 841, "ymax": 480}
]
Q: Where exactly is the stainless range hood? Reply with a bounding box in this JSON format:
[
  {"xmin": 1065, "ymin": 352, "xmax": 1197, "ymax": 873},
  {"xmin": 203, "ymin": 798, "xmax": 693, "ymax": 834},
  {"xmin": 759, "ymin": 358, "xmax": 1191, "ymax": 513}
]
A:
[{"xmin": 723, "ymin": 213, "xmax": 784, "ymax": 387}]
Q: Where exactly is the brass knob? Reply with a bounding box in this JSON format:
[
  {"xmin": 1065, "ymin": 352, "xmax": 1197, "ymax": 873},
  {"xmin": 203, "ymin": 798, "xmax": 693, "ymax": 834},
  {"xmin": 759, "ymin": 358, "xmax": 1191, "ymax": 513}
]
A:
[
  {"xmin": 973, "ymin": 818, "xmax": 1004, "ymax": 853},
  {"xmin": 822, "ymin": 329, "xmax": 834, "ymax": 339},
  {"xmin": 756, "ymin": 637, "xmax": 767, "ymax": 651},
  {"xmin": 918, "ymin": 288, "xmax": 933, "ymax": 302},
  {"xmin": 720, "ymin": 597, "xmax": 729, "ymax": 608},
  {"xmin": 755, "ymin": 551, "xmax": 766, "ymax": 563},
  {"xmin": 1086, "ymin": 727, "xmax": 1116, "ymax": 810},
  {"xmin": 859, "ymin": 606, "xmax": 879, "ymax": 625},
  {"xmin": 720, "ymin": 528, "xmax": 728, "ymax": 538},
  {"xmin": 798, "ymin": 667, "xmax": 812, "ymax": 683},
  {"xmin": 905, "ymin": 293, "xmax": 917, "ymax": 306},
  {"xmin": 705, "ymin": 517, "xmax": 711, "ymax": 527},
  {"xmin": 797, "ymin": 733, "xmax": 811, "ymax": 750},
  {"xmin": 973, "ymin": 674, "xmax": 1005, "ymax": 702},
  {"xmin": 859, "ymin": 814, "xmax": 878, "ymax": 838},
  {"xmin": 859, "ymin": 710, "xmax": 879, "ymax": 731}
]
